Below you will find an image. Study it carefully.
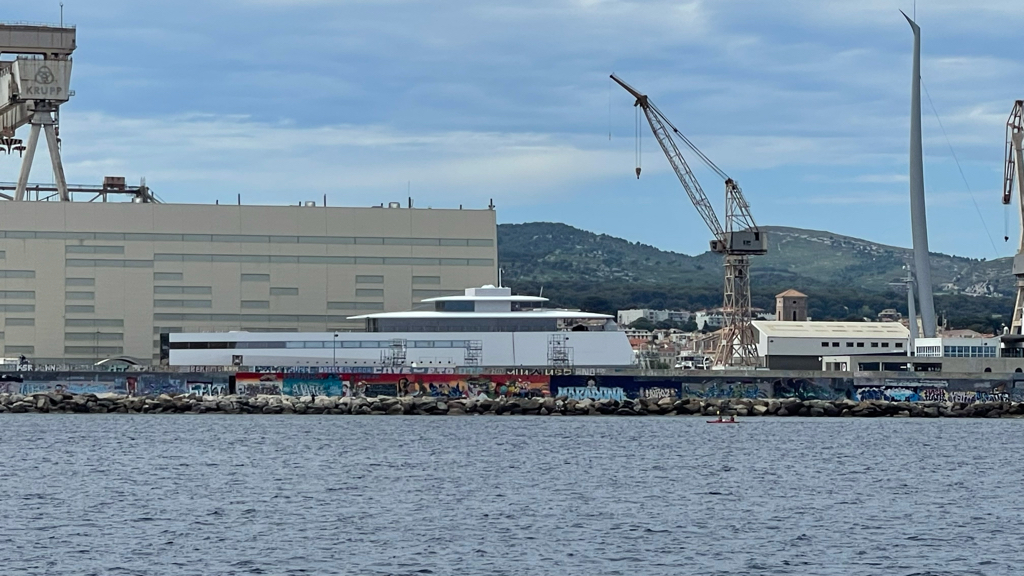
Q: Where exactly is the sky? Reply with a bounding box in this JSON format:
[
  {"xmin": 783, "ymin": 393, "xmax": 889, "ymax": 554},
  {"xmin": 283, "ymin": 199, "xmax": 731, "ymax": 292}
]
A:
[{"xmin": 3, "ymin": 0, "xmax": 1023, "ymax": 259}]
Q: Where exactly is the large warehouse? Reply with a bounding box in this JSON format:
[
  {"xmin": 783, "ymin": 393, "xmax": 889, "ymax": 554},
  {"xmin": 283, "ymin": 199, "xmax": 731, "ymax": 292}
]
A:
[{"xmin": 0, "ymin": 201, "xmax": 497, "ymax": 364}]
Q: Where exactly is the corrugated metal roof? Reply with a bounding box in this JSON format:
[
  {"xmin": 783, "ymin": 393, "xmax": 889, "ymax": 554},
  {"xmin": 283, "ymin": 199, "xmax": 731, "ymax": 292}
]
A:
[{"xmin": 753, "ymin": 321, "xmax": 909, "ymax": 338}]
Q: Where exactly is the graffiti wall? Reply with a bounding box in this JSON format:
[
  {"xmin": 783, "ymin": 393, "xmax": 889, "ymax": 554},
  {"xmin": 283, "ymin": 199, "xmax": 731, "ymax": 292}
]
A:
[
  {"xmin": 236, "ymin": 373, "xmax": 283, "ymax": 396},
  {"xmin": 551, "ymin": 376, "xmax": 845, "ymax": 401},
  {"xmin": 357, "ymin": 374, "xmax": 549, "ymax": 399},
  {"xmin": 771, "ymin": 378, "xmax": 845, "ymax": 401},
  {"xmin": 0, "ymin": 373, "xmax": 230, "ymax": 397},
  {"xmin": 282, "ymin": 374, "xmax": 346, "ymax": 397},
  {"xmin": 853, "ymin": 386, "xmax": 1011, "ymax": 404},
  {"xmin": 0, "ymin": 371, "xmax": 1020, "ymax": 403}
]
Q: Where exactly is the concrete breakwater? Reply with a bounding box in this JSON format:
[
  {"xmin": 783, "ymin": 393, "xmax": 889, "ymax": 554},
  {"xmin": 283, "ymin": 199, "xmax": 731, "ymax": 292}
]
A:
[{"xmin": 1, "ymin": 392, "xmax": 1022, "ymax": 418}]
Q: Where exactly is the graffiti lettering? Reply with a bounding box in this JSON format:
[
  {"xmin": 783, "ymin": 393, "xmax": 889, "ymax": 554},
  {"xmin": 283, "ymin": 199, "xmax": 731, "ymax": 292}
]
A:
[
  {"xmin": 772, "ymin": 379, "xmax": 837, "ymax": 401},
  {"xmin": 640, "ymin": 386, "xmax": 676, "ymax": 399},
  {"xmin": 854, "ymin": 387, "xmax": 920, "ymax": 402},
  {"xmin": 187, "ymin": 382, "xmax": 227, "ymax": 396},
  {"xmin": 560, "ymin": 386, "xmax": 624, "ymax": 401},
  {"xmin": 683, "ymin": 382, "xmax": 766, "ymax": 399}
]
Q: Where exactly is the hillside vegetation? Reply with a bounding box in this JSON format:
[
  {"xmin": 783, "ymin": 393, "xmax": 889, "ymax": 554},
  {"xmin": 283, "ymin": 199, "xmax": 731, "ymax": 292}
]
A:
[{"xmin": 497, "ymin": 222, "xmax": 1013, "ymax": 333}]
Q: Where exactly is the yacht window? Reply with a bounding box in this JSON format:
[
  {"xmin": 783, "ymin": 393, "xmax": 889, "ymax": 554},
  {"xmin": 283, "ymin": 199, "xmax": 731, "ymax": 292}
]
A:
[{"xmin": 437, "ymin": 301, "xmax": 474, "ymax": 312}]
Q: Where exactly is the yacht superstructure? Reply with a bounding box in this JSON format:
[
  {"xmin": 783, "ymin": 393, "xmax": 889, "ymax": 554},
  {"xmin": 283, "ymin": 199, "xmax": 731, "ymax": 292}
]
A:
[{"xmin": 167, "ymin": 286, "xmax": 635, "ymax": 368}]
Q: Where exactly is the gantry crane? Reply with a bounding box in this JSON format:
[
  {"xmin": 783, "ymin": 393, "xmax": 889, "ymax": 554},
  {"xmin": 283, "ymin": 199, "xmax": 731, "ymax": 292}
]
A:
[
  {"xmin": 611, "ymin": 74, "xmax": 767, "ymax": 368},
  {"xmin": 1002, "ymin": 100, "xmax": 1024, "ymax": 334}
]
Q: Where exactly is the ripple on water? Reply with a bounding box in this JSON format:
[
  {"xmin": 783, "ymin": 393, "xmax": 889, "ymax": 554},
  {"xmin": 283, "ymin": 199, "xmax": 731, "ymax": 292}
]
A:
[{"xmin": 0, "ymin": 415, "xmax": 1020, "ymax": 576}]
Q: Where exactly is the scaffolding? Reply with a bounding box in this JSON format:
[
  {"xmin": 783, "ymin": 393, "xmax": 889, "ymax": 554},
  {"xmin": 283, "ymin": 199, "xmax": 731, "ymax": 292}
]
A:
[
  {"xmin": 463, "ymin": 340, "xmax": 483, "ymax": 366},
  {"xmin": 547, "ymin": 334, "xmax": 573, "ymax": 368}
]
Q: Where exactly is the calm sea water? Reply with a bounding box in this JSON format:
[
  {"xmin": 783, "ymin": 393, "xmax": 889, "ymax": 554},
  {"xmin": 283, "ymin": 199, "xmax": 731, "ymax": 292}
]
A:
[{"xmin": 0, "ymin": 415, "xmax": 1020, "ymax": 576}]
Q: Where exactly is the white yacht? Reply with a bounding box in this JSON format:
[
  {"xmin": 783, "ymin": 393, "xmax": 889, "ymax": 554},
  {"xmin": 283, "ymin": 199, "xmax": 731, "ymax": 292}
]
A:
[{"xmin": 167, "ymin": 286, "xmax": 635, "ymax": 368}]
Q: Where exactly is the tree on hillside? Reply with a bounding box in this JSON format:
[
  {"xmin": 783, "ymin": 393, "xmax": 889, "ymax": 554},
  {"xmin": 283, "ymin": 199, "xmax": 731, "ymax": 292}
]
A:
[{"xmin": 629, "ymin": 318, "xmax": 656, "ymax": 331}]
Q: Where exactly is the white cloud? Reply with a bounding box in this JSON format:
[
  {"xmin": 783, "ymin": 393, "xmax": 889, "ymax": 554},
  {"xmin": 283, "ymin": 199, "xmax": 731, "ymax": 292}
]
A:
[{"xmin": 18, "ymin": 111, "xmax": 627, "ymax": 208}]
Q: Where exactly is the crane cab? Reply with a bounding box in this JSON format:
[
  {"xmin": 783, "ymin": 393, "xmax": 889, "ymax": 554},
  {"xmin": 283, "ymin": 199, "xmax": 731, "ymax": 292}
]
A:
[{"xmin": 710, "ymin": 231, "xmax": 767, "ymax": 255}]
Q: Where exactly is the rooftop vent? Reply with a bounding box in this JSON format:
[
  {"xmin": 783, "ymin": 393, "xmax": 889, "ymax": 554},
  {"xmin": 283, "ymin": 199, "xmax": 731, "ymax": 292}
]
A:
[
  {"xmin": 303, "ymin": 201, "xmax": 316, "ymax": 207},
  {"xmin": 388, "ymin": 201, "xmax": 402, "ymax": 208}
]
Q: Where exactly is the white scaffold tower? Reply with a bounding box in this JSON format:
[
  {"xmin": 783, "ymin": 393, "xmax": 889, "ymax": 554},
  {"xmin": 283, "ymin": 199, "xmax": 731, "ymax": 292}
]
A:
[{"xmin": 0, "ymin": 23, "xmax": 76, "ymax": 202}]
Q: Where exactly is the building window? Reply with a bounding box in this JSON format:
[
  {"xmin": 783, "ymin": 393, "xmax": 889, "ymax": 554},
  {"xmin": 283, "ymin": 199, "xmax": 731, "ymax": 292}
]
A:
[
  {"xmin": 895, "ymin": 343, "xmax": 903, "ymax": 348},
  {"xmin": 821, "ymin": 342, "xmax": 830, "ymax": 348},
  {"xmin": 241, "ymin": 300, "xmax": 270, "ymax": 309},
  {"xmin": 846, "ymin": 342, "xmax": 854, "ymax": 347},
  {"xmin": 241, "ymin": 274, "xmax": 270, "ymax": 282},
  {"xmin": 65, "ymin": 291, "xmax": 95, "ymax": 300},
  {"xmin": 832, "ymin": 342, "xmax": 839, "ymax": 347},
  {"xmin": 356, "ymin": 275, "xmax": 384, "ymax": 284},
  {"xmin": 871, "ymin": 342, "xmax": 879, "ymax": 348},
  {"xmin": 355, "ymin": 288, "xmax": 384, "ymax": 297},
  {"xmin": 270, "ymin": 287, "xmax": 299, "ymax": 296},
  {"xmin": 154, "ymin": 272, "xmax": 183, "ymax": 281},
  {"xmin": 856, "ymin": 342, "xmax": 864, "ymax": 348},
  {"xmin": 0, "ymin": 270, "xmax": 34, "ymax": 278},
  {"xmin": 881, "ymin": 342, "xmax": 889, "ymax": 348}
]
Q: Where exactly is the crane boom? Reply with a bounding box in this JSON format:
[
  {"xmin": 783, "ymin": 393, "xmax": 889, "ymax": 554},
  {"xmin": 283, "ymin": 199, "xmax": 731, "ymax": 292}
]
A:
[
  {"xmin": 611, "ymin": 74, "xmax": 766, "ymax": 368},
  {"xmin": 612, "ymin": 74, "xmax": 726, "ymax": 242},
  {"xmin": 1002, "ymin": 100, "xmax": 1024, "ymax": 334}
]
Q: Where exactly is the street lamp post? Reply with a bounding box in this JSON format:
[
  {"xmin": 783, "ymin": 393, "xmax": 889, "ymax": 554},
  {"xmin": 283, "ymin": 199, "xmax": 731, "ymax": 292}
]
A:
[{"xmin": 332, "ymin": 332, "xmax": 338, "ymax": 367}]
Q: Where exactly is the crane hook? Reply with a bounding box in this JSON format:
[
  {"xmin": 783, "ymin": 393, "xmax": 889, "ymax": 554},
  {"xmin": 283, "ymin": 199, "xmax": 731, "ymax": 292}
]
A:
[{"xmin": 635, "ymin": 167, "xmax": 641, "ymax": 179}]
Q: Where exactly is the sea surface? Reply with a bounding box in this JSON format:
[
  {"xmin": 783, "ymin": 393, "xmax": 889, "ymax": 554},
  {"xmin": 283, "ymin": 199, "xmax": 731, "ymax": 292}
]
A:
[{"xmin": 0, "ymin": 415, "xmax": 1020, "ymax": 576}]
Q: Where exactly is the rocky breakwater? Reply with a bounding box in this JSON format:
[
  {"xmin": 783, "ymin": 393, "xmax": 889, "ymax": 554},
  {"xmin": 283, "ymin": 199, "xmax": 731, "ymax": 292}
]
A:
[{"xmin": 0, "ymin": 392, "xmax": 1023, "ymax": 418}]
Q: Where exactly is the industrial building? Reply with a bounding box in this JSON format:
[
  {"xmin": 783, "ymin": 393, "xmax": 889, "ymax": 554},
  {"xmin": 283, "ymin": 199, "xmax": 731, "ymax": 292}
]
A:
[
  {"xmin": 0, "ymin": 201, "xmax": 497, "ymax": 364},
  {"xmin": 754, "ymin": 320, "xmax": 910, "ymax": 370}
]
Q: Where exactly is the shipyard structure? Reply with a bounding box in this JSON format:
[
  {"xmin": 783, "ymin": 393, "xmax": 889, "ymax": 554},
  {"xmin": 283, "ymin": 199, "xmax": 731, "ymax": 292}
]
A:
[{"xmin": 0, "ymin": 201, "xmax": 497, "ymax": 364}]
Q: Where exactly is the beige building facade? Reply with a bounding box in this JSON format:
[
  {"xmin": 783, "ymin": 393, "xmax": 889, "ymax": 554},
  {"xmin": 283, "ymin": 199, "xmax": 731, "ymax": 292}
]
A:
[{"xmin": 0, "ymin": 201, "xmax": 497, "ymax": 364}]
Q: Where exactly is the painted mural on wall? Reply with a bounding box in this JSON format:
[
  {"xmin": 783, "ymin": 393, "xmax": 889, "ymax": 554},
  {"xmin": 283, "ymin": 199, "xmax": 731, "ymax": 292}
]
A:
[
  {"xmin": 232, "ymin": 373, "xmax": 550, "ymax": 399},
  {"xmin": 236, "ymin": 373, "xmax": 284, "ymax": 396},
  {"xmin": 1, "ymin": 370, "xmax": 1020, "ymax": 403},
  {"xmin": 771, "ymin": 378, "xmax": 844, "ymax": 401},
  {"xmin": 0, "ymin": 373, "xmax": 231, "ymax": 397},
  {"xmin": 852, "ymin": 385, "xmax": 1012, "ymax": 404},
  {"xmin": 359, "ymin": 374, "xmax": 549, "ymax": 399},
  {"xmin": 681, "ymin": 381, "xmax": 769, "ymax": 400},
  {"xmin": 282, "ymin": 374, "xmax": 346, "ymax": 397},
  {"xmin": 551, "ymin": 376, "xmax": 836, "ymax": 401}
]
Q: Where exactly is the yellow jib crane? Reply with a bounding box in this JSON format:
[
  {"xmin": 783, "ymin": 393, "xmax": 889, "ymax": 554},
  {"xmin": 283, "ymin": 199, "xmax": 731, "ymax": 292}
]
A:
[
  {"xmin": 1003, "ymin": 100, "xmax": 1024, "ymax": 334},
  {"xmin": 611, "ymin": 74, "xmax": 767, "ymax": 368}
]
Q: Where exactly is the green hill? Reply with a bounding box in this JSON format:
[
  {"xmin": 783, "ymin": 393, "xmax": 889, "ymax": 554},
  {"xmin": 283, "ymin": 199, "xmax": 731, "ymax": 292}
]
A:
[{"xmin": 497, "ymin": 222, "xmax": 1013, "ymax": 332}]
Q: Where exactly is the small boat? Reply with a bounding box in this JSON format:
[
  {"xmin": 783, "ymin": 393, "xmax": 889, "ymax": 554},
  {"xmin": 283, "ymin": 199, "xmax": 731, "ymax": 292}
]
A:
[{"xmin": 706, "ymin": 419, "xmax": 740, "ymax": 424}]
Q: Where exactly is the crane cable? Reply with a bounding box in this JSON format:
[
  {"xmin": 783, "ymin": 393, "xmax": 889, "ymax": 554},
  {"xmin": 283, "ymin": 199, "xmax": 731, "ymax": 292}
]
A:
[
  {"xmin": 649, "ymin": 100, "xmax": 730, "ymax": 181},
  {"xmin": 635, "ymin": 105, "xmax": 642, "ymax": 178},
  {"xmin": 921, "ymin": 78, "xmax": 999, "ymax": 256}
]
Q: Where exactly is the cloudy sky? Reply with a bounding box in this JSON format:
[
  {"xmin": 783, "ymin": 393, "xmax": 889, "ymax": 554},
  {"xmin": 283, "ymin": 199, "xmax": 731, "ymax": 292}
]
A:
[{"xmin": 4, "ymin": 1, "xmax": 1023, "ymax": 258}]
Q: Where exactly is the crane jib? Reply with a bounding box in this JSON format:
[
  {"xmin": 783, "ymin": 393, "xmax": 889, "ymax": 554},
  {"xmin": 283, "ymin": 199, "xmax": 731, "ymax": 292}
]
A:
[{"xmin": 611, "ymin": 73, "xmax": 766, "ymax": 368}]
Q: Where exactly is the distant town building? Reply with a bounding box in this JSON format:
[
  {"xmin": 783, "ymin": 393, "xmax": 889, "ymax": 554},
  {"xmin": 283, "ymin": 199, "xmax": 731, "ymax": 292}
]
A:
[
  {"xmin": 775, "ymin": 289, "xmax": 807, "ymax": 322},
  {"xmin": 617, "ymin": 309, "xmax": 692, "ymax": 326},
  {"xmin": 696, "ymin": 308, "xmax": 772, "ymax": 331},
  {"xmin": 915, "ymin": 336, "xmax": 999, "ymax": 358},
  {"xmin": 623, "ymin": 328, "xmax": 653, "ymax": 340},
  {"xmin": 878, "ymin": 309, "xmax": 903, "ymax": 322}
]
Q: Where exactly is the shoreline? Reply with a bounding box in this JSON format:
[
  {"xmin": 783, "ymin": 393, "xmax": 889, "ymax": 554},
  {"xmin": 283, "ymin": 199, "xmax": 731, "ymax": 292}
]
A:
[{"xmin": 2, "ymin": 392, "xmax": 1022, "ymax": 418}]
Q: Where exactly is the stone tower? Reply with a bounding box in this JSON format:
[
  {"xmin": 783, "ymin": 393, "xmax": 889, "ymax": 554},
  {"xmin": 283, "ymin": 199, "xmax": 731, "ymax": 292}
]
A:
[{"xmin": 776, "ymin": 289, "xmax": 807, "ymax": 322}]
